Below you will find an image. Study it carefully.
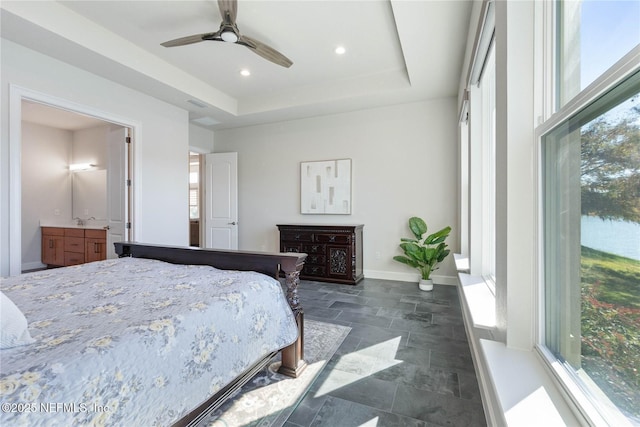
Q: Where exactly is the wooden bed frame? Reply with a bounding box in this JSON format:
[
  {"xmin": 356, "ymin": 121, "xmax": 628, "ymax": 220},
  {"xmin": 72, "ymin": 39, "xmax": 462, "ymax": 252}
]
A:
[{"xmin": 114, "ymin": 242, "xmax": 307, "ymax": 427}]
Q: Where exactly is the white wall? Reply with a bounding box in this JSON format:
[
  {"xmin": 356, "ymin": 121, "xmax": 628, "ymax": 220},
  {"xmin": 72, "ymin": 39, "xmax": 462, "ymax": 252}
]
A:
[
  {"xmin": 214, "ymin": 99, "xmax": 459, "ymax": 283},
  {"xmin": 189, "ymin": 124, "xmax": 215, "ymax": 153},
  {"xmin": 1, "ymin": 39, "xmax": 190, "ymax": 276},
  {"xmin": 21, "ymin": 122, "xmax": 73, "ymax": 269},
  {"xmin": 73, "ymin": 125, "xmax": 108, "ymax": 169}
]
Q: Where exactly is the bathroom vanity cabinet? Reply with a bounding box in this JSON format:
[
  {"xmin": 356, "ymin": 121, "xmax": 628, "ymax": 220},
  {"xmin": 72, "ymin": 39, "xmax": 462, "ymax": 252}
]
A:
[{"xmin": 42, "ymin": 227, "xmax": 107, "ymax": 267}]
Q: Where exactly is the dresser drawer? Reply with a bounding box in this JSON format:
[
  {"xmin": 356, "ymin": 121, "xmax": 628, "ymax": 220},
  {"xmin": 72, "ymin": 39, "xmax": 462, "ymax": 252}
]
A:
[
  {"xmin": 64, "ymin": 237, "xmax": 85, "ymax": 253},
  {"xmin": 302, "ymin": 244, "xmax": 326, "ymax": 254},
  {"xmin": 281, "ymin": 231, "xmax": 314, "ymax": 242},
  {"xmin": 316, "ymin": 233, "xmax": 352, "ymax": 244},
  {"xmin": 303, "ymin": 265, "xmax": 326, "ymax": 277},
  {"xmin": 282, "ymin": 244, "xmax": 302, "ymax": 253},
  {"xmin": 305, "ymin": 254, "xmax": 326, "ymax": 265}
]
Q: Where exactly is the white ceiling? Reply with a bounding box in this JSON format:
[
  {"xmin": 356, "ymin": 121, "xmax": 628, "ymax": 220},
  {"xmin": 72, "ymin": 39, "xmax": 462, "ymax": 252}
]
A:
[
  {"xmin": 22, "ymin": 100, "xmax": 108, "ymax": 131},
  {"xmin": 2, "ymin": 0, "xmax": 473, "ymax": 130}
]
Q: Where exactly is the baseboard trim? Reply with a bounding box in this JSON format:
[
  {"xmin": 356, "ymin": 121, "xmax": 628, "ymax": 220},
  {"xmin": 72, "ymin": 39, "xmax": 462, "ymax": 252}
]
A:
[
  {"xmin": 363, "ymin": 269, "xmax": 457, "ymax": 286},
  {"xmin": 22, "ymin": 261, "xmax": 46, "ymax": 272},
  {"xmin": 431, "ymin": 275, "xmax": 458, "ymax": 286}
]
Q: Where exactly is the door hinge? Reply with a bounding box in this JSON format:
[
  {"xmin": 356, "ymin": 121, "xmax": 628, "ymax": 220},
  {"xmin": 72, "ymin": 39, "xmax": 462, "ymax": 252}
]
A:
[
  {"xmin": 125, "ymin": 136, "xmax": 131, "ymax": 144},
  {"xmin": 126, "ymin": 222, "xmax": 132, "ymax": 229},
  {"xmin": 126, "ymin": 179, "xmax": 132, "ymax": 187}
]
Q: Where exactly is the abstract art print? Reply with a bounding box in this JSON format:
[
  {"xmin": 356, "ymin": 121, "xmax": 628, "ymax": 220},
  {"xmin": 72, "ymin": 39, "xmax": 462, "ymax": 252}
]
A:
[{"xmin": 300, "ymin": 159, "xmax": 352, "ymax": 214}]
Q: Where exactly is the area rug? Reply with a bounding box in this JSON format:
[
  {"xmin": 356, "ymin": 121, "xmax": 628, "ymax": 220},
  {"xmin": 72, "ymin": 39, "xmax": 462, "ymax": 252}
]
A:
[{"xmin": 201, "ymin": 319, "xmax": 351, "ymax": 427}]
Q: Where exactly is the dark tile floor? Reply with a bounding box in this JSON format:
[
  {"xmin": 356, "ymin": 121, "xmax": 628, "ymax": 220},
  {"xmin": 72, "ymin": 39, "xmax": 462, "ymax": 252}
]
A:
[{"xmin": 284, "ymin": 278, "xmax": 486, "ymax": 427}]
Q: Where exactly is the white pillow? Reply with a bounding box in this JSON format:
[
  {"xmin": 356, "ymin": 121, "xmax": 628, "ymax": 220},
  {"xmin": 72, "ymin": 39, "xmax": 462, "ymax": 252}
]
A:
[{"xmin": 1, "ymin": 291, "xmax": 36, "ymax": 349}]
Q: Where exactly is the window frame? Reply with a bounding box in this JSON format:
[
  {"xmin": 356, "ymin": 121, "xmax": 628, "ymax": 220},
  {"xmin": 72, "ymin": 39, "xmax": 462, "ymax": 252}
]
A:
[
  {"xmin": 458, "ymin": 0, "xmax": 638, "ymax": 423},
  {"xmin": 534, "ymin": 4, "xmax": 640, "ymax": 422},
  {"xmin": 481, "ymin": 42, "xmax": 497, "ymax": 286},
  {"xmin": 464, "ymin": 2, "xmax": 497, "ymax": 292}
]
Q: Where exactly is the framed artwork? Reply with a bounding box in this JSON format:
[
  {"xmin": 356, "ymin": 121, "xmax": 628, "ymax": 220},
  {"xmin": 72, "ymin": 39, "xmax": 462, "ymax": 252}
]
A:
[{"xmin": 300, "ymin": 159, "xmax": 352, "ymax": 214}]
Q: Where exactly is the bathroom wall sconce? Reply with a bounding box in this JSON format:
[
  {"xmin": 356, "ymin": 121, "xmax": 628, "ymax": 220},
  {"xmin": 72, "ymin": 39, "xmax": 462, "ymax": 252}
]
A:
[{"xmin": 69, "ymin": 163, "xmax": 95, "ymax": 171}]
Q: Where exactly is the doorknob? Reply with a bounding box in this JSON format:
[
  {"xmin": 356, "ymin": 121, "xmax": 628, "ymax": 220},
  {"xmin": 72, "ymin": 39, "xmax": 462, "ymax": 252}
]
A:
[{"xmin": 228, "ymin": 221, "xmax": 237, "ymax": 225}]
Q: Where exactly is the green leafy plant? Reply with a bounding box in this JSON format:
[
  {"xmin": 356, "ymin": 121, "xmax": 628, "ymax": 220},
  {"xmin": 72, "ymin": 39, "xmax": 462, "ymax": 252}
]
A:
[{"xmin": 393, "ymin": 217, "xmax": 451, "ymax": 280}]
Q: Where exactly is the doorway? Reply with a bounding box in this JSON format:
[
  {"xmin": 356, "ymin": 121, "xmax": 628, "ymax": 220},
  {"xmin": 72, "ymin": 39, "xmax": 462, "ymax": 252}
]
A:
[
  {"xmin": 9, "ymin": 85, "xmax": 136, "ymax": 275},
  {"xmin": 189, "ymin": 152, "xmax": 201, "ymax": 247},
  {"xmin": 204, "ymin": 152, "xmax": 238, "ymax": 250}
]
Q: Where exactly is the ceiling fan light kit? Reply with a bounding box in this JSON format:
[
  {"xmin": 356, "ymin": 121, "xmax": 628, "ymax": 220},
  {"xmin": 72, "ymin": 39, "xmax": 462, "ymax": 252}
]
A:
[
  {"xmin": 161, "ymin": 0, "xmax": 292, "ymax": 68},
  {"xmin": 220, "ymin": 30, "xmax": 238, "ymax": 43}
]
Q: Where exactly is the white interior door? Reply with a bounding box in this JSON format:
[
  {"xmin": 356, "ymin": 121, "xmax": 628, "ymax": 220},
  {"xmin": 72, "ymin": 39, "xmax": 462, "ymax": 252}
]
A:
[
  {"xmin": 106, "ymin": 126, "xmax": 128, "ymax": 258},
  {"xmin": 204, "ymin": 152, "xmax": 238, "ymax": 250}
]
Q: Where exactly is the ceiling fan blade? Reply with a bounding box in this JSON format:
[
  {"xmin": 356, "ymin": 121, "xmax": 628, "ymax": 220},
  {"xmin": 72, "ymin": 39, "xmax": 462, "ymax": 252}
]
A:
[
  {"xmin": 218, "ymin": 0, "xmax": 237, "ymax": 24},
  {"xmin": 161, "ymin": 32, "xmax": 218, "ymax": 47},
  {"xmin": 161, "ymin": 1, "xmax": 292, "ymax": 69},
  {"xmin": 239, "ymin": 35, "xmax": 293, "ymax": 68}
]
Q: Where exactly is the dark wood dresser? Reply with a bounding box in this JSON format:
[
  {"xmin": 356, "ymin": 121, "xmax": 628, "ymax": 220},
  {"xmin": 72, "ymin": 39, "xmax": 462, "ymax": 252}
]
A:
[{"xmin": 277, "ymin": 224, "xmax": 364, "ymax": 285}]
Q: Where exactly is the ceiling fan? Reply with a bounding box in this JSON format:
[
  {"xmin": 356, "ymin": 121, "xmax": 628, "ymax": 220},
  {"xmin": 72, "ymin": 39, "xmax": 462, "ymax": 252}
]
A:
[{"xmin": 160, "ymin": 0, "xmax": 293, "ymax": 68}]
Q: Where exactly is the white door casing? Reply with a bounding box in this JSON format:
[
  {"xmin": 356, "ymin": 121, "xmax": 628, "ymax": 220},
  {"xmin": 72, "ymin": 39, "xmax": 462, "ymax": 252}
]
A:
[
  {"xmin": 106, "ymin": 126, "xmax": 128, "ymax": 259},
  {"xmin": 204, "ymin": 152, "xmax": 238, "ymax": 250},
  {"xmin": 8, "ymin": 84, "xmax": 138, "ymax": 276}
]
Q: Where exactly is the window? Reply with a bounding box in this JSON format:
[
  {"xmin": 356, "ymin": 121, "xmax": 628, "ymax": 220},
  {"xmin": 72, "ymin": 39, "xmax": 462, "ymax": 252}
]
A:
[
  {"xmin": 189, "ymin": 154, "xmax": 200, "ymax": 220},
  {"xmin": 542, "ymin": 72, "xmax": 639, "ymax": 422},
  {"xmin": 541, "ymin": 1, "xmax": 639, "ymax": 423},
  {"xmin": 557, "ymin": 0, "xmax": 640, "ymax": 107},
  {"xmin": 468, "ymin": 40, "xmax": 497, "ymax": 286},
  {"xmin": 481, "ymin": 43, "xmax": 496, "ymax": 284},
  {"xmin": 189, "ymin": 188, "xmax": 198, "ymax": 219},
  {"xmin": 464, "ymin": 0, "xmax": 496, "ymax": 285}
]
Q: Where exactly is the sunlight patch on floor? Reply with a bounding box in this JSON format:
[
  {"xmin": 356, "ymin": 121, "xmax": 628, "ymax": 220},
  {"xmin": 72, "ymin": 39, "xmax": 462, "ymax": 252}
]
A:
[
  {"xmin": 360, "ymin": 416, "xmax": 381, "ymax": 426},
  {"xmin": 219, "ymin": 359, "xmax": 327, "ymax": 422},
  {"xmin": 313, "ymin": 337, "xmax": 403, "ymax": 397}
]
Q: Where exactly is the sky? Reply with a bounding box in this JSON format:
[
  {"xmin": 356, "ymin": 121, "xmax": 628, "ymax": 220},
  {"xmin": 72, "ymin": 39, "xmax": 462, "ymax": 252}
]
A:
[{"xmin": 580, "ymin": 0, "xmax": 640, "ymax": 89}]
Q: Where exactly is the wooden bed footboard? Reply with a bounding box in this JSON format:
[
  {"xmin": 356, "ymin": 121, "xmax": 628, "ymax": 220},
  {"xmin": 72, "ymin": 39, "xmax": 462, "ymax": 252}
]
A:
[
  {"xmin": 115, "ymin": 242, "xmax": 308, "ymax": 426},
  {"xmin": 114, "ymin": 241, "xmax": 307, "ymax": 375}
]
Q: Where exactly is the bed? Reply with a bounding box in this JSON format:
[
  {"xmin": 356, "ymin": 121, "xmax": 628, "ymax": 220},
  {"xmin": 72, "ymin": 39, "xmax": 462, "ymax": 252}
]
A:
[{"xmin": 0, "ymin": 242, "xmax": 307, "ymax": 426}]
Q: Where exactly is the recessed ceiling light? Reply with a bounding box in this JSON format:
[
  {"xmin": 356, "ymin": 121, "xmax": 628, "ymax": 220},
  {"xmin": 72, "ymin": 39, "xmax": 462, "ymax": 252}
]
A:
[
  {"xmin": 335, "ymin": 46, "xmax": 346, "ymax": 55},
  {"xmin": 240, "ymin": 69, "xmax": 251, "ymax": 77}
]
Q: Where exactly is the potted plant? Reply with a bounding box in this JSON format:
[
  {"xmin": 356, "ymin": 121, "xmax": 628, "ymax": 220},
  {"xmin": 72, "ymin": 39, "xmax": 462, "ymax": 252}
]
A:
[{"xmin": 393, "ymin": 217, "xmax": 451, "ymax": 291}]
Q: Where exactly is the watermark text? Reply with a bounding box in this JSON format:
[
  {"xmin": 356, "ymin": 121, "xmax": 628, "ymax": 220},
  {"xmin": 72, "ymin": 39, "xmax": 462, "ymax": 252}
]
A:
[{"xmin": 2, "ymin": 402, "xmax": 111, "ymax": 414}]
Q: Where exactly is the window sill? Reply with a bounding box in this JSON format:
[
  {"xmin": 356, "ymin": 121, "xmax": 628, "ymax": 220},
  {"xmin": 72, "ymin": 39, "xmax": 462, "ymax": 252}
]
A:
[
  {"xmin": 480, "ymin": 340, "xmax": 581, "ymax": 426},
  {"xmin": 454, "ymin": 254, "xmax": 495, "ymax": 330},
  {"xmin": 454, "ymin": 254, "xmax": 581, "ymax": 426}
]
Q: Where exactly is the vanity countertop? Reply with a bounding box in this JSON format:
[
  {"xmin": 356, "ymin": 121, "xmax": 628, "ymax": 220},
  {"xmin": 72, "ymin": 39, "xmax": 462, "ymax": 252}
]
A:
[{"xmin": 40, "ymin": 221, "xmax": 108, "ymax": 230}]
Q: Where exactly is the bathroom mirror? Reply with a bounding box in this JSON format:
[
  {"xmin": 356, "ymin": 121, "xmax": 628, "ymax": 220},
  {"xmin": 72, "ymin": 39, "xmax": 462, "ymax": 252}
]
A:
[{"xmin": 72, "ymin": 169, "xmax": 107, "ymax": 220}]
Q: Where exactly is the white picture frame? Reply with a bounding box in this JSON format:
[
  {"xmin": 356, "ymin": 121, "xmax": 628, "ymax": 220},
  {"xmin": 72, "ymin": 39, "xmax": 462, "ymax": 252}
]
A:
[{"xmin": 300, "ymin": 159, "xmax": 352, "ymax": 214}]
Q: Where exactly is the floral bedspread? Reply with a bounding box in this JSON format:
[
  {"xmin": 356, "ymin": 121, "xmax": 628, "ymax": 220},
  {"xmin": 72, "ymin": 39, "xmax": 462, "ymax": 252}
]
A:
[{"xmin": 0, "ymin": 257, "xmax": 298, "ymax": 426}]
